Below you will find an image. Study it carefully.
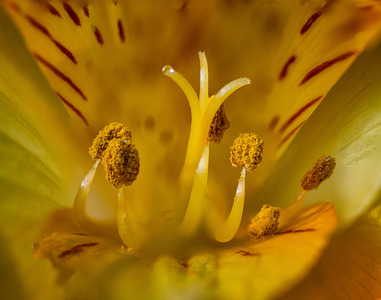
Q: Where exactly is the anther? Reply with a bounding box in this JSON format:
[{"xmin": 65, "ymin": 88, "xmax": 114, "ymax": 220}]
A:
[
  {"xmin": 89, "ymin": 122, "xmax": 132, "ymax": 159},
  {"xmin": 230, "ymin": 133, "xmax": 264, "ymax": 171},
  {"xmin": 248, "ymin": 205, "xmax": 281, "ymax": 239},
  {"xmin": 301, "ymin": 155, "xmax": 336, "ymax": 190},
  {"xmin": 208, "ymin": 104, "xmax": 230, "ymax": 143},
  {"xmin": 103, "ymin": 139, "xmax": 140, "ymax": 188}
]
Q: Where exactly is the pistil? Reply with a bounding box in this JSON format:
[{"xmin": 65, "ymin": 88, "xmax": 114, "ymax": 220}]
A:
[{"xmin": 163, "ymin": 51, "xmax": 250, "ymax": 224}]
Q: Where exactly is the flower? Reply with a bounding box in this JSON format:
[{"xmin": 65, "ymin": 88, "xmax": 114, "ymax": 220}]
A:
[{"xmin": 1, "ymin": 0, "xmax": 381, "ymax": 299}]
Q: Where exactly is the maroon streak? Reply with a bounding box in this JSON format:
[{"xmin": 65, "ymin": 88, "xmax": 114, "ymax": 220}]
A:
[
  {"xmin": 34, "ymin": 54, "xmax": 87, "ymax": 101},
  {"xmin": 278, "ymin": 121, "xmax": 305, "ymax": 149},
  {"xmin": 58, "ymin": 242, "xmax": 97, "ymax": 258},
  {"xmin": 268, "ymin": 115, "xmax": 280, "ymax": 131},
  {"xmin": 300, "ymin": 12, "xmax": 322, "ymax": 35},
  {"xmin": 26, "ymin": 15, "xmax": 77, "ymax": 64},
  {"xmin": 93, "ymin": 26, "xmax": 104, "ymax": 45},
  {"xmin": 63, "ymin": 3, "xmax": 81, "ymax": 26},
  {"xmin": 279, "ymin": 55, "xmax": 297, "ymax": 80},
  {"xmin": 300, "ymin": 51, "xmax": 356, "ymax": 85},
  {"xmin": 279, "ymin": 95, "xmax": 323, "ymax": 134},
  {"xmin": 47, "ymin": 3, "xmax": 61, "ymax": 17},
  {"xmin": 275, "ymin": 228, "xmax": 316, "ymax": 235},
  {"xmin": 117, "ymin": 19, "xmax": 125, "ymax": 43}
]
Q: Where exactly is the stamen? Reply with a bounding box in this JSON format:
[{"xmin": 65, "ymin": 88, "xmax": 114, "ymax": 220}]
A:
[
  {"xmin": 213, "ymin": 167, "xmax": 247, "ymax": 243},
  {"xmin": 102, "ymin": 139, "xmax": 140, "ymax": 188},
  {"xmin": 301, "ymin": 155, "xmax": 336, "ymax": 190},
  {"xmin": 248, "ymin": 205, "xmax": 281, "ymax": 239},
  {"xmin": 89, "ymin": 122, "xmax": 132, "ymax": 159},
  {"xmin": 281, "ymin": 155, "xmax": 336, "ymax": 223},
  {"xmin": 73, "ymin": 122, "xmax": 138, "ymax": 235},
  {"xmin": 211, "ymin": 133, "xmax": 264, "ymax": 243},
  {"xmin": 230, "ymin": 133, "xmax": 264, "ymax": 171},
  {"xmin": 73, "ymin": 159, "xmax": 100, "ymax": 227},
  {"xmin": 208, "ymin": 104, "xmax": 230, "ymax": 143}
]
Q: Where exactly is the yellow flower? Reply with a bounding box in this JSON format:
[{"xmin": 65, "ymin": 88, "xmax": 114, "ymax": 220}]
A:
[{"xmin": 1, "ymin": 0, "xmax": 381, "ymax": 299}]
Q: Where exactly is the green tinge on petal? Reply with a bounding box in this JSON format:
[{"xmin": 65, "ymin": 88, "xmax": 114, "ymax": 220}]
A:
[
  {"xmin": 0, "ymin": 7, "xmax": 78, "ymax": 206},
  {"xmin": 0, "ymin": 9, "xmax": 84, "ymax": 299},
  {"xmin": 257, "ymin": 40, "xmax": 381, "ymax": 226}
]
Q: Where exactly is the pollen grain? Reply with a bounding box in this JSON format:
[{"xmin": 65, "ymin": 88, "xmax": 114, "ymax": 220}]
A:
[
  {"xmin": 208, "ymin": 104, "xmax": 230, "ymax": 143},
  {"xmin": 301, "ymin": 155, "xmax": 336, "ymax": 190},
  {"xmin": 230, "ymin": 133, "xmax": 264, "ymax": 171},
  {"xmin": 248, "ymin": 205, "xmax": 281, "ymax": 239},
  {"xmin": 89, "ymin": 122, "xmax": 132, "ymax": 159},
  {"xmin": 102, "ymin": 139, "xmax": 140, "ymax": 188}
]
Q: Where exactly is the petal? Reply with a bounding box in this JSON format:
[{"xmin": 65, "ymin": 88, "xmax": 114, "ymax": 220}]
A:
[
  {"xmin": 215, "ymin": 202, "xmax": 338, "ymax": 300},
  {"xmin": 257, "ymin": 39, "xmax": 381, "ymax": 225},
  {"xmin": 0, "ymin": 9, "xmax": 87, "ymax": 299},
  {"xmin": 281, "ymin": 201, "xmax": 381, "ymax": 299}
]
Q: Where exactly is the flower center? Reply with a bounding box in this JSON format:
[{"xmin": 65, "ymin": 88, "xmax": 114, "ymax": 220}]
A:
[{"xmin": 72, "ymin": 53, "xmax": 336, "ymax": 257}]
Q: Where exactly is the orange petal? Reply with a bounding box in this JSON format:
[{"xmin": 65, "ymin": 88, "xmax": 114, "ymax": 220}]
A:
[{"xmin": 215, "ymin": 202, "xmax": 338, "ymax": 300}]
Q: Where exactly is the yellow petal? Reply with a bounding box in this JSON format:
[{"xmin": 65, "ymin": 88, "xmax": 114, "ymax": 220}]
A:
[{"xmin": 258, "ymin": 40, "xmax": 381, "ymax": 225}]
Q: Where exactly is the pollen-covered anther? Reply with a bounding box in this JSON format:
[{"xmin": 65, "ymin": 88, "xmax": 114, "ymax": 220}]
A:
[
  {"xmin": 102, "ymin": 139, "xmax": 140, "ymax": 189},
  {"xmin": 248, "ymin": 205, "xmax": 281, "ymax": 239},
  {"xmin": 208, "ymin": 104, "xmax": 230, "ymax": 143},
  {"xmin": 89, "ymin": 122, "xmax": 132, "ymax": 159},
  {"xmin": 230, "ymin": 133, "xmax": 264, "ymax": 171},
  {"xmin": 301, "ymin": 155, "xmax": 336, "ymax": 190}
]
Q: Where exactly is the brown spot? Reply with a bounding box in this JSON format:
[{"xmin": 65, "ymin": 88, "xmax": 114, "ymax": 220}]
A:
[
  {"xmin": 268, "ymin": 115, "xmax": 280, "ymax": 131},
  {"xmin": 275, "ymin": 228, "xmax": 316, "ymax": 235},
  {"xmin": 93, "ymin": 26, "xmax": 104, "ymax": 45},
  {"xmin": 47, "ymin": 3, "xmax": 61, "ymax": 17},
  {"xmin": 63, "ymin": 3, "xmax": 81, "ymax": 26},
  {"xmin": 58, "ymin": 242, "xmax": 98, "ymax": 258},
  {"xmin": 359, "ymin": 5, "xmax": 373, "ymax": 10},
  {"xmin": 34, "ymin": 54, "xmax": 87, "ymax": 101},
  {"xmin": 279, "ymin": 95, "xmax": 323, "ymax": 134},
  {"xmin": 178, "ymin": 1, "xmax": 188, "ymax": 12},
  {"xmin": 160, "ymin": 130, "xmax": 174, "ymax": 145},
  {"xmin": 144, "ymin": 115, "xmax": 155, "ymax": 130},
  {"xmin": 278, "ymin": 55, "xmax": 297, "ymax": 80},
  {"xmin": 300, "ymin": 51, "xmax": 356, "ymax": 85},
  {"xmin": 8, "ymin": 2, "xmax": 21, "ymax": 14},
  {"xmin": 277, "ymin": 120, "xmax": 305, "ymax": 149},
  {"xmin": 300, "ymin": 12, "xmax": 322, "ymax": 35},
  {"xmin": 83, "ymin": 6, "xmax": 89, "ymax": 17},
  {"xmin": 117, "ymin": 19, "xmax": 125, "ymax": 43},
  {"xmin": 26, "ymin": 15, "xmax": 77, "ymax": 64},
  {"xmin": 236, "ymin": 250, "xmax": 260, "ymax": 257},
  {"xmin": 56, "ymin": 93, "xmax": 89, "ymax": 126}
]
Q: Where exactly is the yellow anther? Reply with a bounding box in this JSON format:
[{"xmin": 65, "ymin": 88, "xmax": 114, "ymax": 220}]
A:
[
  {"xmin": 102, "ymin": 139, "xmax": 140, "ymax": 189},
  {"xmin": 89, "ymin": 122, "xmax": 132, "ymax": 159},
  {"xmin": 301, "ymin": 155, "xmax": 336, "ymax": 190},
  {"xmin": 248, "ymin": 205, "xmax": 281, "ymax": 239},
  {"xmin": 230, "ymin": 133, "xmax": 264, "ymax": 171},
  {"xmin": 208, "ymin": 104, "xmax": 230, "ymax": 143}
]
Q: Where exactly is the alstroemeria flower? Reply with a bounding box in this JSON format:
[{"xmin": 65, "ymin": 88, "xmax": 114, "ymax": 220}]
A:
[{"xmin": 1, "ymin": 0, "xmax": 381, "ymax": 299}]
